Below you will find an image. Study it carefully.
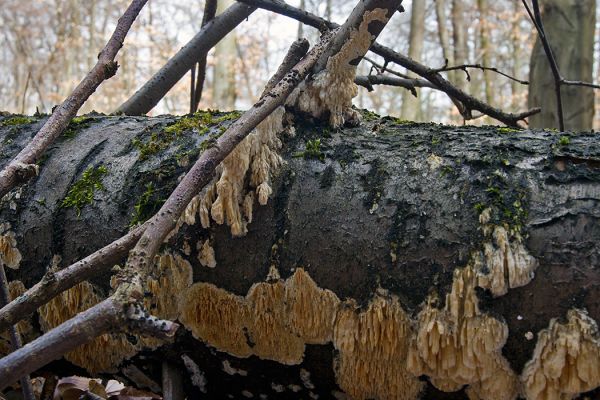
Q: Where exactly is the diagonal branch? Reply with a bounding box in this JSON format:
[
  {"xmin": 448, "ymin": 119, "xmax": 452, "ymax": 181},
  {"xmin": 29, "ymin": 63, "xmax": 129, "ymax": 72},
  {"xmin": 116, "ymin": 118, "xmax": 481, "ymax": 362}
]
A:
[
  {"xmin": 238, "ymin": 0, "xmax": 540, "ymax": 127},
  {"xmin": 0, "ymin": 224, "xmax": 146, "ymax": 333},
  {"xmin": 117, "ymin": 3, "xmax": 256, "ymax": 116},
  {"xmin": 0, "ymin": 0, "xmax": 148, "ymax": 200}
]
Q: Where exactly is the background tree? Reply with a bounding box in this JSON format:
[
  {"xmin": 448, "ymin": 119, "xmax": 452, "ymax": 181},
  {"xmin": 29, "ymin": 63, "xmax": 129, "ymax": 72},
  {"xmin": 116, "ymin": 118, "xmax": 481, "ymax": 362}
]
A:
[{"xmin": 527, "ymin": 0, "xmax": 596, "ymax": 130}]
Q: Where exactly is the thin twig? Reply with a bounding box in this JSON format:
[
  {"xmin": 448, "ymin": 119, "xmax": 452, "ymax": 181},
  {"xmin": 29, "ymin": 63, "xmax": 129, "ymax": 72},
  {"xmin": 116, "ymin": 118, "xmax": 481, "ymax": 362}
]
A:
[
  {"xmin": 355, "ymin": 74, "xmax": 437, "ymax": 95},
  {"xmin": 431, "ymin": 63, "xmax": 529, "ymax": 85},
  {"xmin": 190, "ymin": 0, "xmax": 218, "ymax": 113},
  {"xmin": 0, "ymin": 0, "xmax": 148, "ymax": 199},
  {"xmin": 238, "ymin": 0, "xmax": 539, "ymax": 127}
]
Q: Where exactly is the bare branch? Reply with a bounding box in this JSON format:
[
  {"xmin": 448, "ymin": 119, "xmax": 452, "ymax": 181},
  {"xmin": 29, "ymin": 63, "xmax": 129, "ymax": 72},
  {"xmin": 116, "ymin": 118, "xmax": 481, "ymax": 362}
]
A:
[
  {"xmin": 238, "ymin": 0, "xmax": 539, "ymax": 127},
  {"xmin": 355, "ymin": 74, "xmax": 437, "ymax": 95},
  {"xmin": 190, "ymin": 0, "xmax": 218, "ymax": 113},
  {"xmin": 522, "ymin": 0, "xmax": 564, "ymax": 130},
  {"xmin": 0, "ymin": 224, "xmax": 146, "ymax": 333},
  {"xmin": 0, "ymin": 0, "xmax": 148, "ymax": 200},
  {"xmin": 117, "ymin": 3, "xmax": 256, "ymax": 116},
  {"xmin": 431, "ymin": 63, "xmax": 529, "ymax": 85}
]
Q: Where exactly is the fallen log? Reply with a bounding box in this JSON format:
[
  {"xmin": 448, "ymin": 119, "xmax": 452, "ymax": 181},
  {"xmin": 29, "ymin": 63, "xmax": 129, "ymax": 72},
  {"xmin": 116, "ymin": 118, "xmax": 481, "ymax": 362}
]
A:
[{"xmin": 1, "ymin": 111, "xmax": 599, "ymax": 399}]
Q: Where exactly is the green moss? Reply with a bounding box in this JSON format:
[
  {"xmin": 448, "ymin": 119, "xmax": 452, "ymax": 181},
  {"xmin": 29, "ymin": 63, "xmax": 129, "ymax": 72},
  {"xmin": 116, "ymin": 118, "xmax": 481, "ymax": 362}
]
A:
[
  {"xmin": 61, "ymin": 165, "xmax": 108, "ymax": 217},
  {"xmin": 63, "ymin": 116, "xmax": 94, "ymax": 139},
  {"xmin": 134, "ymin": 110, "xmax": 240, "ymax": 160},
  {"xmin": 130, "ymin": 182, "xmax": 164, "ymax": 226},
  {"xmin": 558, "ymin": 135, "xmax": 570, "ymax": 146},
  {"xmin": 391, "ymin": 117, "xmax": 412, "ymax": 125},
  {"xmin": 1, "ymin": 116, "xmax": 35, "ymax": 126},
  {"xmin": 361, "ymin": 109, "xmax": 381, "ymax": 122},
  {"xmin": 293, "ymin": 139, "xmax": 325, "ymax": 161},
  {"xmin": 164, "ymin": 110, "xmax": 241, "ymax": 135},
  {"xmin": 497, "ymin": 127, "xmax": 521, "ymax": 134}
]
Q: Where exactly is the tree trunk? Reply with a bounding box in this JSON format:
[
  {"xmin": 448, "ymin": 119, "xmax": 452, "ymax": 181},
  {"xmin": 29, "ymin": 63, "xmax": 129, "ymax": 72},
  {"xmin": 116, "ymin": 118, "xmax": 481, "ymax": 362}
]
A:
[
  {"xmin": 399, "ymin": 0, "xmax": 426, "ymax": 121},
  {"xmin": 527, "ymin": 0, "xmax": 596, "ymax": 130},
  {"xmin": 212, "ymin": 0, "xmax": 238, "ymax": 110},
  {"xmin": 1, "ymin": 113, "xmax": 599, "ymax": 400}
]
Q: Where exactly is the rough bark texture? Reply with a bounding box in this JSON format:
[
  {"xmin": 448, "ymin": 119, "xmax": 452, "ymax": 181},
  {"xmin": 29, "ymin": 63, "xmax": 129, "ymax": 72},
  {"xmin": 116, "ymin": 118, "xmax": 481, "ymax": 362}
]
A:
[
  {"xmin": 528, "ymin": 0, "xmax": 596, "ymax": 130},
  {"xmin": 1, "ymin": 112, "xmax": 600, "ymax": 399}
]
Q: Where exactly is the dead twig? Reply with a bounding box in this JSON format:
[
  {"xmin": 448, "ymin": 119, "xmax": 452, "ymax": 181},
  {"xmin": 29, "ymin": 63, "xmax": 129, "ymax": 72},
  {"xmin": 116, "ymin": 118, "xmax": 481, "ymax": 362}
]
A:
[
  {"xmin": 0, "ymin": 0, "xmax": 148, "ymax": 199},
  {"xmin": 431, "ymin": 61, "xmax": 529, "ymax": 85},
  {"xmin": 0, "ymin": 264, "xmax": 35, "ymax": 400},
  {"xmin": 237, "ymin": 0, "xmax": 540, "ymax": 127},
  {"xmin": 190, "ymin": 0, "xmax": 218, "ymax": 113}
]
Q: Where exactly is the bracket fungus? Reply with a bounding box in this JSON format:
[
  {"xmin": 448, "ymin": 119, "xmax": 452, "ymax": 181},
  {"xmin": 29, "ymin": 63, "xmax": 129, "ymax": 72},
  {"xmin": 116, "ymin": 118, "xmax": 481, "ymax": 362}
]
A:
[
  {"xmin": 521, "ymin": 309, "xmax": 600, "ymax": 400},
  {"xmin": 291, "ymin": 9, "xmax": 390, "ymax": 128}
]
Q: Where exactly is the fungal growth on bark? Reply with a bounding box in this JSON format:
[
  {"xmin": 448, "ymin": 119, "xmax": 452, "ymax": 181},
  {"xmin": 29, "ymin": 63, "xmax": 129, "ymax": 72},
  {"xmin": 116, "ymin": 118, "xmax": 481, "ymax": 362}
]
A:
[
  {"xmin": 474, "ymin": 208, "xmax": 538, "ymax": 297},
  {"xmin": 38, "ymin": 282, "xmax": 138, "ymax": 373},
  {"xmin": 0, "ymin": 281, "xmax": 33, "ymax": 356},
  {"xmin": 291, "ymin": 9, "xmax": 390, "ymax": 128},
  {"xmin": 407, "ymin": 265, "xmax": 519, "ymax": 400},
  {"xmin": 333, "ymin": 293, "xmax": 424, "ymax": 400},
  {"xmin": 193, "ymin": 107, "xmax": 287, "ymax": 237},
  {"xmin": 0, "ymin": 225, "xmax": 22, "ymax": 270},
  {"xmin": 521, "ymin": 308, "xmax": 600, "ymax": 400},
  {"xmin": 197, "ymin": 239, "xmax": 217, "ymax": 268},
  {"xmin": 178, "ymin": 268, "xmax": 340, "ymax": 365}
]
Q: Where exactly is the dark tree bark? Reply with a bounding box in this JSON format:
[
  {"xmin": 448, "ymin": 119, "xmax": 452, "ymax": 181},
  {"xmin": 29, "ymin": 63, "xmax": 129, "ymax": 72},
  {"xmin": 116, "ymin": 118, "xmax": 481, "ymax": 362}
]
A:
[{"xmin": 1, "ymin": 112, "xmax": 599, "ymax": 399}]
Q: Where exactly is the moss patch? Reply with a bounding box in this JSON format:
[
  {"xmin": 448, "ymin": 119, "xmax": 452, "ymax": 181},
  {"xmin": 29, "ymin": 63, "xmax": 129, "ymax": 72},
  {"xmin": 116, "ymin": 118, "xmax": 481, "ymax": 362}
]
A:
[
  {"xmin": 293, "ymin": 139, "xmax": 325, "ymax": 161},
  {"xmin": 497, "ymin": 127, "xmax": 521, "ymax": 134},
  {"xmin": 63, "ymin": 116, "xmax": 94, "ymax": 139},
  {"xmin": 0, "ymin": 116, "xmax": 36, "ymax": 126},
  {"xmin": 130, "ymin": 182, "xmax": 164, "ymax": 226},
  {"xmin": 134, "ymin": 110, "xmax": 241, "ymax": 160},
  {"xmin": 61, "ymin": 165, "xmax": 108, "ymax": 217}
]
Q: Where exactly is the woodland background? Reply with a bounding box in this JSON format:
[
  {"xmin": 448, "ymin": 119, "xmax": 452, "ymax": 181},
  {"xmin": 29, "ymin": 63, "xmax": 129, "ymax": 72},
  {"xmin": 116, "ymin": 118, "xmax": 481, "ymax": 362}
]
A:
[{"xmin": 0, "ymin": 0, "xmax": 578, "ymax": 125}]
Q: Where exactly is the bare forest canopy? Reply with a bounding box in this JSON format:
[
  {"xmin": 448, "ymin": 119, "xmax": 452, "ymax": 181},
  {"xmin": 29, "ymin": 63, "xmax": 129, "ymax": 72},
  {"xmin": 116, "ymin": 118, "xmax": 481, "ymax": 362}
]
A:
[
  {"xmin": 1, "ymin": 1, "xmax": 600, "ymax": 400},
  {"xmin": 1, "ymin": 0, "xmax": 599, "ymax": 128}
]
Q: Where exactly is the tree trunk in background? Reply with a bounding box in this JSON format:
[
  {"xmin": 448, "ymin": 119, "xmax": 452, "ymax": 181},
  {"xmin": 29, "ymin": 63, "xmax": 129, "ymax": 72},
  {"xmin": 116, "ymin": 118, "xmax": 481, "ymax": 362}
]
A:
[
  {"xmin": 297, "ymin": 0, "xmax": 305, "ymax": 39},
  {"xmin": 511, "ymin": 0, "xmax": 523, "ymax": 110},
  {"xmin": 451, "ymin": 0, "xmax": 467, "ymax": 92},
  {"xmin": 477, "ymin": 0, "xmax": 492, "ymax": 106},
  {"xmin": 528, "ymin": 0, "xmax": 596, "ymax": 131},
  {"xmin": 1, "ymin": 113, "xmax": 599, "ymax": 399},
  {"xmin": 399, "ymin": 0, "xmax": 426, "ymax": 121},
  {"xmin": 212, "ymin": 0, "xmax": 238, "ymax": 110}
]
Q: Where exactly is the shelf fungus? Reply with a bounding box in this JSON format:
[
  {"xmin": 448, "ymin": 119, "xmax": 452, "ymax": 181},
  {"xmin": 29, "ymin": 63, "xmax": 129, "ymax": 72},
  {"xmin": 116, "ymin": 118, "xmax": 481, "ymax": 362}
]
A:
[
  {"xmin": 179, "ymin": 268, "xmax": 339, "ymax": 365},
  {"xmin": 474, "ymin": 209, "xmax": 538, "ymax": 297},
  {"xmin": 290, "ymin": 9, "xmax": 390, "ymax": 128},
  {"xmin": 333, "ymin": 293, "xmax": 424, "ymax": 400},
  {"xmin": 521, "ymin": 309, "xmax": 600, "ymax": 400},
  {"xmin": 38, "ymin": 282, "xmax": 138, "ymax": 373},
  {"xmin": 0, "ymin": 227, "xmax": 22, "ymax": 269},
  {"xmin": 407, "ymin": 265, "xmax": 519, "ymax": 400},
  {"xmin": 185, "ymin": 107, "xmax": 287, "ymax": 237}
]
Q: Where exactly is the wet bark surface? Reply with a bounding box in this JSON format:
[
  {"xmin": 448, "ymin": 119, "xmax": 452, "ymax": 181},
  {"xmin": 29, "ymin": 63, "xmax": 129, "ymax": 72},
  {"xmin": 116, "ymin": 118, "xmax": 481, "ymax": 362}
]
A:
[{"xmin": 1, "ymin": 111, "xmax": 599, "ymax": 399}]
